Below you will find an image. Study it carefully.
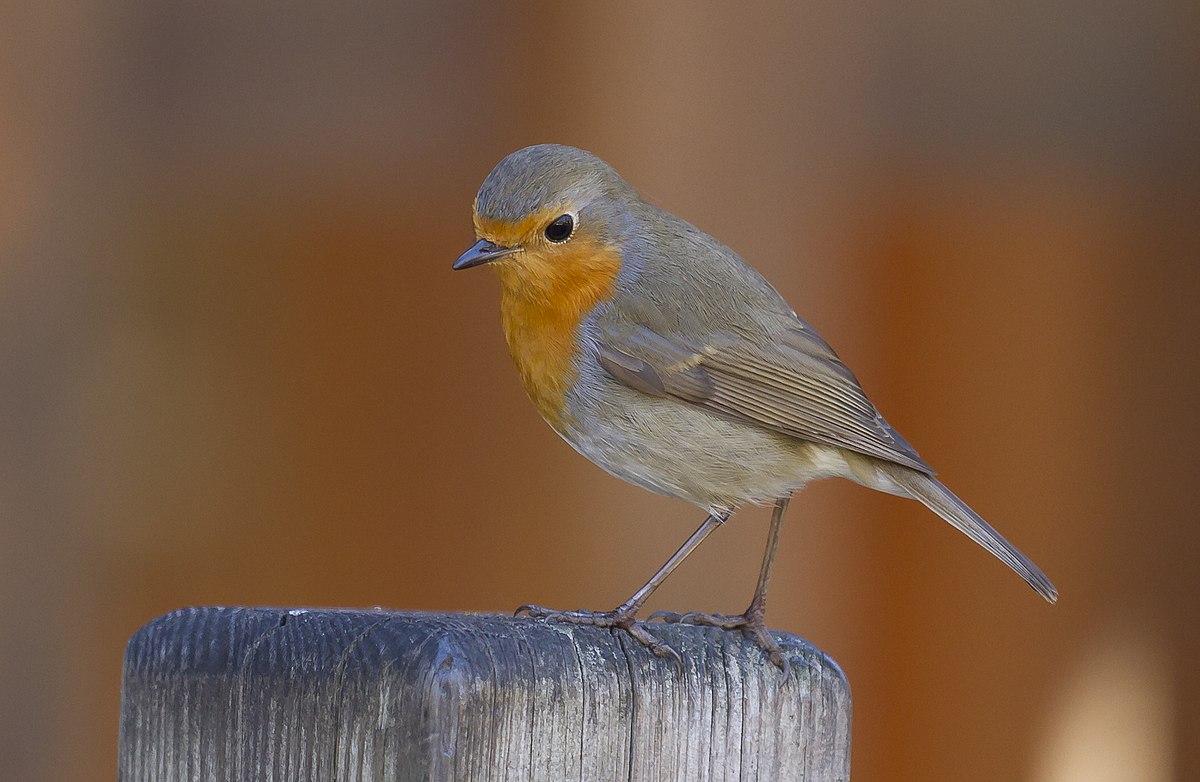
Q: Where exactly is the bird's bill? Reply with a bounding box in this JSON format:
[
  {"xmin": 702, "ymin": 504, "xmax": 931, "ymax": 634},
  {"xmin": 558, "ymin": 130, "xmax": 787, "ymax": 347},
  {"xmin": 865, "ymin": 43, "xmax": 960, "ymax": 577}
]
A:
[{"xmin": 453, "ymin": 239, "xmax": 519, "ymax": 270}]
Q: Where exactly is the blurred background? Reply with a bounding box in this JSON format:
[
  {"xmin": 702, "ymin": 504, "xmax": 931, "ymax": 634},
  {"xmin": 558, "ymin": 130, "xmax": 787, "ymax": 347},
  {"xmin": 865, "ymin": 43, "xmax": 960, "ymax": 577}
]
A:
[{"xmin": 2, "ymin": 3, "xmax": 1198, "ymax": 780}]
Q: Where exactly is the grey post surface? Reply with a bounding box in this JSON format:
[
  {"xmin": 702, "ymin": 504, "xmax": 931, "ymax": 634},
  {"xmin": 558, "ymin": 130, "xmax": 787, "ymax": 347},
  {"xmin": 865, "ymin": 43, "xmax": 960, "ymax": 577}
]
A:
[{"xmin": 119, "ymin": 607, "xmax": 851, "ymax": 781}]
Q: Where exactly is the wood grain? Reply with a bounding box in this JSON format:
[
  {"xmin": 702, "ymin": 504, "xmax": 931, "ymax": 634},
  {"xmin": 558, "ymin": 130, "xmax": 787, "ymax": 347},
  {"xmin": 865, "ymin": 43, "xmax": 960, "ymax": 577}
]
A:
[{"xmin": 119, "ymin": 607, "xmax": 850, "ymax": 781}]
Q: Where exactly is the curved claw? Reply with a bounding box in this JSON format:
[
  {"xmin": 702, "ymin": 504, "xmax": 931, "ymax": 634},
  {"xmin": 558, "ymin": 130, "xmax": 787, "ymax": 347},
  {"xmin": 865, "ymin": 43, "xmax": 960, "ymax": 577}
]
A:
[
  {"xmin": 516, "ymin": 604, "xmax": 587, "ymax": 619},
  {"xmin": 624, "ymin": 622, "xmax": 684, "ymax": 670},
  {"xmin": 768, "ymin": 650, "xmax": 792, "ymax": 677},
  {"xmin": 742, "ymin": 624, "xmax": 791, "ymax": 675}
]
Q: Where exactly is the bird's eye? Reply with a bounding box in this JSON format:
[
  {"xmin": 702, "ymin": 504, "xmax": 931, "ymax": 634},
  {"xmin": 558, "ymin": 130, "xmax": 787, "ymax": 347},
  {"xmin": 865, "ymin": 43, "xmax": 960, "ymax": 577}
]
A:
[{"xmin": 544, "ymin": 213, "xmax": 575, "ymax": 243}]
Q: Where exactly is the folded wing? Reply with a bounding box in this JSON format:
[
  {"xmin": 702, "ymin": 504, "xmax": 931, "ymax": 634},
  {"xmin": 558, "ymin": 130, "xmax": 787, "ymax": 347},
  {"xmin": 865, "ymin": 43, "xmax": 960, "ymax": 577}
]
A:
[{"xmin": 596, "ymin": 321, "xmax": 932, "ymax": 475}]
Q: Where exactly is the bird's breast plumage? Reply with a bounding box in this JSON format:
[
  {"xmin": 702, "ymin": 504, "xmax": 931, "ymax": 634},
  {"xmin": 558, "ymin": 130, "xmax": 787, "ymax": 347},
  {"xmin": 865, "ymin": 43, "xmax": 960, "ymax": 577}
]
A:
[{"xmin": 497, "ymin": 240, "xmax": 623, "ymax": 431}]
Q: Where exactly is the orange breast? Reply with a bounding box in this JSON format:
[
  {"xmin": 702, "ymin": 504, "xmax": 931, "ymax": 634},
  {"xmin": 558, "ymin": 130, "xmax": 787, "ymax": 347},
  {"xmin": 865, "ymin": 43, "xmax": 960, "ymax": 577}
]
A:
[{"xmin": 497, "ymin": 241, "xmax": 621, "ymax": 431}]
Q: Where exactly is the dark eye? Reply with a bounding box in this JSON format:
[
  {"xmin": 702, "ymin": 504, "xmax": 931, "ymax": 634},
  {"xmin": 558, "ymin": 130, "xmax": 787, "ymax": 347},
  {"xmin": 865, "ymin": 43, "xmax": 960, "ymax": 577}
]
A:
[{"xmin": 544, "ymin": 213, "xmax": 575, "ymax": 243}]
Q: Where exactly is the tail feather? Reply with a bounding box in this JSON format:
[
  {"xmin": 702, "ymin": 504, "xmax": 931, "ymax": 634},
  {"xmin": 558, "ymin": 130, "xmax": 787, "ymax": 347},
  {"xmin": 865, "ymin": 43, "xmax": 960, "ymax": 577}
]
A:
[{"xmin": 880, "ymin": 465, "xmax": 1058, "ymax": 603}]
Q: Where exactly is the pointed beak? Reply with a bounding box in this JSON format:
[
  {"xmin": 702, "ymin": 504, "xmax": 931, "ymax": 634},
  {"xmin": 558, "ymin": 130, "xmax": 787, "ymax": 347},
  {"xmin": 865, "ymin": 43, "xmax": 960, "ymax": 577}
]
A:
[{"xmin": 453, "ymin": 239, "xmax": 520, "ymax": 270}]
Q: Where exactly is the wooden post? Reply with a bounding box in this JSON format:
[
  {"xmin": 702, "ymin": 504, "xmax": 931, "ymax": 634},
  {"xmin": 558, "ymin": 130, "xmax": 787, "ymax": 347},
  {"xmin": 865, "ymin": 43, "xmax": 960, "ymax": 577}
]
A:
[{"xmin": 118, "ymin": 607, "xmax": 851, "ymax": 781}]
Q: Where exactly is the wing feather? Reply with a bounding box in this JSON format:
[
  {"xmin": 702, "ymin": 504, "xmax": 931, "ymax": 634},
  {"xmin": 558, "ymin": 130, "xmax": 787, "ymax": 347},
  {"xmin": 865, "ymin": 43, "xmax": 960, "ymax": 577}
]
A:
[{"xmin": 596, "ymin": 322, "xmax": 932, "ymax": 474}]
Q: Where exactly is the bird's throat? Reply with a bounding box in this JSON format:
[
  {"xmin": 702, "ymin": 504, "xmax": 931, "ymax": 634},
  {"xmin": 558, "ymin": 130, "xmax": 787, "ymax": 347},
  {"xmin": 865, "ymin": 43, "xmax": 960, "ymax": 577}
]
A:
[{"xmin": 497, "ymin": 244, "xmax": 621, "ymax": 431}]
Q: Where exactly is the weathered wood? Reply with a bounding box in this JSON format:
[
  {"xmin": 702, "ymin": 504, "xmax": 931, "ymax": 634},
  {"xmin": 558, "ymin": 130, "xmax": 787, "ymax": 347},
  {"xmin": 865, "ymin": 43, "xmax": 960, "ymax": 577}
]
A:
[{"xmin": 119, "ymin": 607, "xmax": 850, "ymax": 781}]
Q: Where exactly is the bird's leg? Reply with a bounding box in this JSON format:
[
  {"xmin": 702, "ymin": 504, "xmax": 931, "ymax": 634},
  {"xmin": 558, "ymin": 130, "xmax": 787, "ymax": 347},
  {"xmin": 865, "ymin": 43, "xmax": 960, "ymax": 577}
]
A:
[
  {"xmin": 517, "ymin": 510, "xmax": 729, "ymax": 663},
  {"xmin": 652, "ymin": 496, "xmax": 792, "ymax": 672}
]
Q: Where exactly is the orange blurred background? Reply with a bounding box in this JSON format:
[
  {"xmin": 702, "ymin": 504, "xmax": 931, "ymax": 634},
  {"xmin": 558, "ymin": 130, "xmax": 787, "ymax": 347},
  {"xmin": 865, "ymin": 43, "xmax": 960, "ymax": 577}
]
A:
[{"xmin": 3, "ymin": 4, "xmax": 1198, "ymax": 780}]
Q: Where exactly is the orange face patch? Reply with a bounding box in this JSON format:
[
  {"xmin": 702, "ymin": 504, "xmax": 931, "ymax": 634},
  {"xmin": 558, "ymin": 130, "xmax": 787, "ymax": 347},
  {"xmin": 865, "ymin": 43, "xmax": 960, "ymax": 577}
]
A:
[{"xmin": 474, "ymin": 210, "xmax": 621, "ymax": 431}]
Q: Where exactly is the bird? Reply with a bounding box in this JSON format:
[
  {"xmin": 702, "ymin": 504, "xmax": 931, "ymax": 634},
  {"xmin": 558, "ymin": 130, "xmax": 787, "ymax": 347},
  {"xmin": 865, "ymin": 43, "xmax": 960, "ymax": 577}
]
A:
[{"xmin": 453, "ymin": 144, "xmax": 1057, "ymax": 670}]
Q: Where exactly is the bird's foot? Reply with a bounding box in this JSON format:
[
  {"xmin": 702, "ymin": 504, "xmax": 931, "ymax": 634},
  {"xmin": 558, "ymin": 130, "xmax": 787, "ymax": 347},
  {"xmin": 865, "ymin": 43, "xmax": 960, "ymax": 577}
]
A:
[
  {"xmin": 650, "ymin": 604, "xmax": 790, "ymax": 674},
  {"xmin": 516, "ymin": 603, "xmax": 681, "ymax": 665}
]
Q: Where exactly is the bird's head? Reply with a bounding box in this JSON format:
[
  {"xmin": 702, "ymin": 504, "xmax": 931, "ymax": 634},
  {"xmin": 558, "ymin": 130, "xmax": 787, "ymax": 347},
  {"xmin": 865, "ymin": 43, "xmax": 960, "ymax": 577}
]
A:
[{"xmin": 454, "ymin": 144, "xmax": 636, "ymax": 300}]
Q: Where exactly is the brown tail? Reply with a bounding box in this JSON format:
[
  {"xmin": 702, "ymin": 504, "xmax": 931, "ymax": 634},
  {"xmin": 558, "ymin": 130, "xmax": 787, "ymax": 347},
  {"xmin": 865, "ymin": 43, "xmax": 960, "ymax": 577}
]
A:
[{"xmin": 880, "ymin": 465, "xmax": 1058, "ymax": 603}]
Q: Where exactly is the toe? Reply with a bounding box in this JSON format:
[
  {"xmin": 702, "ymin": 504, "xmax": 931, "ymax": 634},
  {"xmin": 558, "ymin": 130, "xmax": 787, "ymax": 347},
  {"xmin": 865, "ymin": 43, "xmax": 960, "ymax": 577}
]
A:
[
  {"xmin": 769, "ymin": 650, "xmax": 792, "ymax": 677},
  {"xmin": 625, "ymin": 623, "xmax": 683, "ymax": 668}
]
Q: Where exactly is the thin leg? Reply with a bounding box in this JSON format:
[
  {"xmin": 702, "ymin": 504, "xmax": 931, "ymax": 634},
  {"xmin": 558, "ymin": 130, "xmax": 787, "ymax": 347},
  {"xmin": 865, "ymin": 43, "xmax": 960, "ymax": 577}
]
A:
[
  {"xmin": 750, "ymin": 494, "xmax": 789, "ymax": 614},
  {"xmin": 517, "ymin": 510, "xmax": 730, "ymax": 662},
  {"xmin": 653, "ymin": 496, "xmax": 793, "ymax": 672}
]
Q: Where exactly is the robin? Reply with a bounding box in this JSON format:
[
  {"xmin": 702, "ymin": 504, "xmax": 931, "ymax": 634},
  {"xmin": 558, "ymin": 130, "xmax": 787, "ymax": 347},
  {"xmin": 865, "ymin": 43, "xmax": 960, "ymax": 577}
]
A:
[{"xmin": 453, "ymin": 144, "xmax": 1056, "ymax": 669}]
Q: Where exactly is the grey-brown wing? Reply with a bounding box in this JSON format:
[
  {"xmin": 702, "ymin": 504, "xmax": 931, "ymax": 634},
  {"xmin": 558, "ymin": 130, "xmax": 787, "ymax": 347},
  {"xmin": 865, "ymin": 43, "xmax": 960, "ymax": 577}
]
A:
[{"xmin": 596, "ymin": 322, "xmax": 933, "ymax": 475}]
